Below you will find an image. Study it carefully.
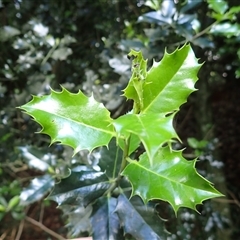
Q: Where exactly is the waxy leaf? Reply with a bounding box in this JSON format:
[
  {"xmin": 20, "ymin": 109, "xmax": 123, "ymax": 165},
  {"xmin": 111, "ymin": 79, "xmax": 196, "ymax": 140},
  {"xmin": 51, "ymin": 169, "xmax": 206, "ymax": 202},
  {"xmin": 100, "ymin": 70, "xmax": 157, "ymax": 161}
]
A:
[
  {"xmin": 20, "ymin": 175, "xmax": 54, "ymax": 206},
  {"xmin": 91, "ymin": 197, "xmax": 122, "ymax": 240},
  {"xmin": 19, "ymin": 146, "xmax": 50, "ymax": 172},
  {"xmin": 130, "ymin": 196, "xmax": 169, "ymax": 238},
  {"xmin": 115, "ymin": 194, "xmax": 161, "ymax": 239},
  {"xmin": 113, "ymin": 113, "xmax": 178, "ymax": 164},
  {"xmin": 143, "ymin": 44, "xmax": 202, "ymax": 114},
  {"xmin": 97, "ymin": 139, "xmax": 126, "ymax": 179},
  {"xmin": 122, "ymin": 147, "xmax": 223, "ymax": 214},
  {"xmin": 48, "ymin": 166, "xmax": 111, "ymax": 207},
  {"xmin": 19, "ymin": 88, "xmax": 114, "ymax": 154}
]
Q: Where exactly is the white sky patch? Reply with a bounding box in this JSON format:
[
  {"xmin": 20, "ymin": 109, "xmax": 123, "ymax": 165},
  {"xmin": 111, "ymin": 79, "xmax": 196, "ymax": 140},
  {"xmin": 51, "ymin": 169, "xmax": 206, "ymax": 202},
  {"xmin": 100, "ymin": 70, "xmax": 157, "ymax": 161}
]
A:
[
  {"xmin": 46, "ymin": 36, "xmax": 55, "ymax": 46},
  {"xmin": 33, "ymin": 23, "xmax": 49, "ymax": 37}
]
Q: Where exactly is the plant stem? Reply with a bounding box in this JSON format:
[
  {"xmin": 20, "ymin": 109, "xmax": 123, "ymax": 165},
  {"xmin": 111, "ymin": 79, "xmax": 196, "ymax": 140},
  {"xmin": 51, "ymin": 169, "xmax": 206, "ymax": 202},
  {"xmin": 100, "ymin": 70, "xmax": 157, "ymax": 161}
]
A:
[{"xmin": 119, "ymin": 136, "xmax": 130, "ymax": 175}]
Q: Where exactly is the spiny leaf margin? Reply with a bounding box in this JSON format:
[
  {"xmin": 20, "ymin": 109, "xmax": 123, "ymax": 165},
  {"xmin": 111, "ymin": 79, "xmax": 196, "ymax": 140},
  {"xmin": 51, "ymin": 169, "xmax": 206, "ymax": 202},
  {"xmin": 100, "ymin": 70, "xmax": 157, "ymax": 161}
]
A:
[
  {"xmin": 18, "ymin": 87, "xmax": 115, "ymax": 155},
  {"xmin": 143, "ymin": 44, "xmax": 202, "ymax": 114},
  {"xmin": 122, "ymin": 146, "xmax": 224, "ymax": 214}
]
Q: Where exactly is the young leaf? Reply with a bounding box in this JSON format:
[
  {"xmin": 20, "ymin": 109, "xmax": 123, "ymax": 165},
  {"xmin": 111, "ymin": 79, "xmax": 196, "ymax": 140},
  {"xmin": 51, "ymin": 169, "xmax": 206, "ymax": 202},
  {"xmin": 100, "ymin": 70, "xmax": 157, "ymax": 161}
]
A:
[
  {"xmin": 124, "ymin": 49, "xmax": 148, "ymax": 113},
  {"xmin": 19, "ymin": 87, "xmax": 115, "ymax": 154},
  {"xmin": 143, "ymin": 44, "xmax": 202, "ymax": 114},
  {"xmin": 122, "ymin": 146, "xmax": 223, "ymax": 214},
  {"xmin": 113, "ymin": 113, "xmax": 178, "ymax": 163}
]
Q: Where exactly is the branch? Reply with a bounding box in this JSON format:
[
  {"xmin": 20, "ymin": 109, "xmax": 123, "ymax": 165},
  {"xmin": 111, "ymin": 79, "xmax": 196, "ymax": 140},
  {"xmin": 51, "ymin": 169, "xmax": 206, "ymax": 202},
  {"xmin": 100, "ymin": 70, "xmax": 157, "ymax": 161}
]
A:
[{"xmin": 25, "ymin": 216, "xmax": 66, "ymax": 240}]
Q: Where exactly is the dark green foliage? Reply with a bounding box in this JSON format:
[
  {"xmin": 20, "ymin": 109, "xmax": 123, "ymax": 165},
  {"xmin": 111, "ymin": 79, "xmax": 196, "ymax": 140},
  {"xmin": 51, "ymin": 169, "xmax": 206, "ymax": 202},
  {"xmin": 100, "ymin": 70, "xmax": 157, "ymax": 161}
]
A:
[{"xmin": 1, "ymin": 0, "xmax": 240, "ymax": 239}]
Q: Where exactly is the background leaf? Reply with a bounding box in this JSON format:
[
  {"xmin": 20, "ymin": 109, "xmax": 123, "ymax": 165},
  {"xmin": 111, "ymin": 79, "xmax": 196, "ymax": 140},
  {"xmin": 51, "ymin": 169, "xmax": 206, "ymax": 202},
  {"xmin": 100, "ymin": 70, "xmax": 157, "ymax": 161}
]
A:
[
  {"xmin": 61, "ymin": 204, "xmax": 92, "ymax": 237},
  {"xmin": 19, "ymin": 87, "xmax": 115, "ymax": 154},
  {"xmin": 20, "ymin": 175, "xmax": 54, "ymax": 206},
  {"xmin": 130, "ymin": 196, "xmax": 169, "ymax": 238},
  {"xmin": 122, "ymin": 147, "xmax": 223, "ymax": 213},
  {"xmin": 115, "ymin": 194, "xmax": 161, "ymax": 239},
  {"xmin": 91, "ymin": 197, "xmax": 122, "ymax": 240},
  {"xmin": 18, "ymin": 146, "xmax": 50, "ymax": 172},
  {"xmin": 48, "ymin": 166, "xmax": 111, "ymax": 207}
]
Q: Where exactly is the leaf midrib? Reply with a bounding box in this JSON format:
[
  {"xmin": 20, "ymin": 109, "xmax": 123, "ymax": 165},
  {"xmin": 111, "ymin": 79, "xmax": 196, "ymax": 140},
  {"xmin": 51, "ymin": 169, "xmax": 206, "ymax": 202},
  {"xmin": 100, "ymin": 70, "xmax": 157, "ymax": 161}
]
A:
[{"xmin": 23, "ymin": 106, "xmax": 115, "ymax": 135}]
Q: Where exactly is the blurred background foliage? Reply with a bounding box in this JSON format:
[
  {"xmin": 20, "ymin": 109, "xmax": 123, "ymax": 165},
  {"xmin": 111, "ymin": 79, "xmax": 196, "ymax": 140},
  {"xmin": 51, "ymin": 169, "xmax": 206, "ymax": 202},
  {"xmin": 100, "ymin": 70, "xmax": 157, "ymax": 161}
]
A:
[{"xmin": 1, "ymin": 0, "xmax": 240, "ymax": 239}]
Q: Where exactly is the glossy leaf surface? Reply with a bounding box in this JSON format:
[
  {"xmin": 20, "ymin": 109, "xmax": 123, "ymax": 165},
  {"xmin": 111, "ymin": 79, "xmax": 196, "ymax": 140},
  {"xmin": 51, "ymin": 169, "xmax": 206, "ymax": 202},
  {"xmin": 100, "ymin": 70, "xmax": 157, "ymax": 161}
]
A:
[
  {"xmin": 61, "ymin": 204, "xmax": 92, "ymax": 237},
  {"xmin": 130, "ymin": 196, "xmax": 169, "ymax": 238},
  {"xmin": 48, "ymin": 166, "xmax": 110, "ymax": 207},
  {"xmin": 115, "ymin": 194, "xmax": 161, "ymax": 239},
  {"xmin": 96, "ymin": 139, "xmax": 123, "ymax": 179},
  {"xmin": 19, "ymin": 146, "xmax": 50, "ymax": 171},
  {"xmin": 113, "ymin": 113, "xmax": 178, "ymax": 163},
  {"xmin": 91, "ymin": 197, "xmax": 122, "ymax": 240},
  {"xmin": 122, "ymin": 147, "xmax": 223, "ymax": 213},
  {"xmin": 20, "ymin": 175, "xmax": 54, "ymax": 206},
  {"xmin": 143, "ymin": 44, "xmax": 201, "ymax": 114},
  {"xmin": 19, "ymin": 88, "xmax": 114, "ymax": 154}
]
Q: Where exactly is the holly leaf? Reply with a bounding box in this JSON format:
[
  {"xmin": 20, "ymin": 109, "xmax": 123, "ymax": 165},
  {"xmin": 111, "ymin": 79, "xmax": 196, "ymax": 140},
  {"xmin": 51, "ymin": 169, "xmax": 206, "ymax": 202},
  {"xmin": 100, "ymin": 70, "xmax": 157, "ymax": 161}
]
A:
[
  {"xmin": 113, "ymin": 113, "xmax": 178, "ymax": 164},
  {"xmin": 20, "ymin": 175, "xmax": 54, "ymax": 206},
  {"xmin": 61, "ymin": 204, "xmax": 92, "ymax": 237},
  {"xmin": 130, "ymin": 196, "xmax": 169, "ymax": 238},
  {"xmin": 19, "ymin": 87, "xmax": 114, "ymax": 154},
  {"xmin": 91, "ymin": 197, "xmax": 122, "ymax": 240},
  {"xmin": 115, "ymin": 194, "xmax": 162, "ymax": 239},
  {"xmin": 47, "ymin": 166, "xmax": 111, "ymax": 207},
  {"xmin": 96, "ymin": 139, "xmax": 123, "ymax": 179},
  {"xmin": 122, "ymin": 146, "xmax": 223, "ymax": 214},
  {"xmin": 143, "ymin": 44, "xmax": 202, "ymax": 114}
]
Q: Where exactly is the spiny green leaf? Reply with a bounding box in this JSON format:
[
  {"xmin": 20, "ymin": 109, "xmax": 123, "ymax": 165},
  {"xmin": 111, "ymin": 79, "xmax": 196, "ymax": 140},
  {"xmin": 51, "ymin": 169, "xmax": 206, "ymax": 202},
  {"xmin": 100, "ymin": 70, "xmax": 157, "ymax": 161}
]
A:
[
  {"xmin": 143, "ymin": 44, "xmax": 202, "ymax": 114},
  {"xmin": 19, "ymin": 87, "xmax": 115, "ymax": 154},
  {"xmin": 48, "ymin": 166, "xmax": 111, "ymax": 207},
  {"xmin": 122, "ymin": 146, "xmax": 223, "ymax": 214},
  {"xmin": 113, "ymin": 113, "xmax": 178, "ymax": 164}
]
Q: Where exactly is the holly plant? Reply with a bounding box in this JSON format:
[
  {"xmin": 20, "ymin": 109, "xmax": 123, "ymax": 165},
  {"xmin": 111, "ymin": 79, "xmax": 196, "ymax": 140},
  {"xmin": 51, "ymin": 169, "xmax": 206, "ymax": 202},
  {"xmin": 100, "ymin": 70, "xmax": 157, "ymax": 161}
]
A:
[{"xmin": 19, "ymin": 44, "xmax": 223, "ymax": 239}]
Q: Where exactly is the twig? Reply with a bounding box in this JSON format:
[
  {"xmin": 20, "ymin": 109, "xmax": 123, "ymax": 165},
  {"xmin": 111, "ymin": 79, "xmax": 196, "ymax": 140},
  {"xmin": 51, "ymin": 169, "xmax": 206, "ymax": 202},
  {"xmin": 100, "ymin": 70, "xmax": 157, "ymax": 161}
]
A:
[
  {"xmin": 39, "ymin": 202, "xmax": 44, "ymax": 223},
  {"xmin": 25, "ymin": 216, "xmax": 67, "ymax": 240},
  {"xmin": 0, "ymin": 230, "xmax": 8, "ymax": 240},
  {"xmin": 227, "ymin": 189, "xmax": 240, "ymax": 208},
  {"xmin": 15, "ymin": 219, "xmax": 25, "ymax": 240},
  {"xmin": 10, "ymin": 227, "xmax": 17, "ymax": 240},
  {"xmin": 69, "ymin": 238, "xmax": 92, "ymax": 240}
]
